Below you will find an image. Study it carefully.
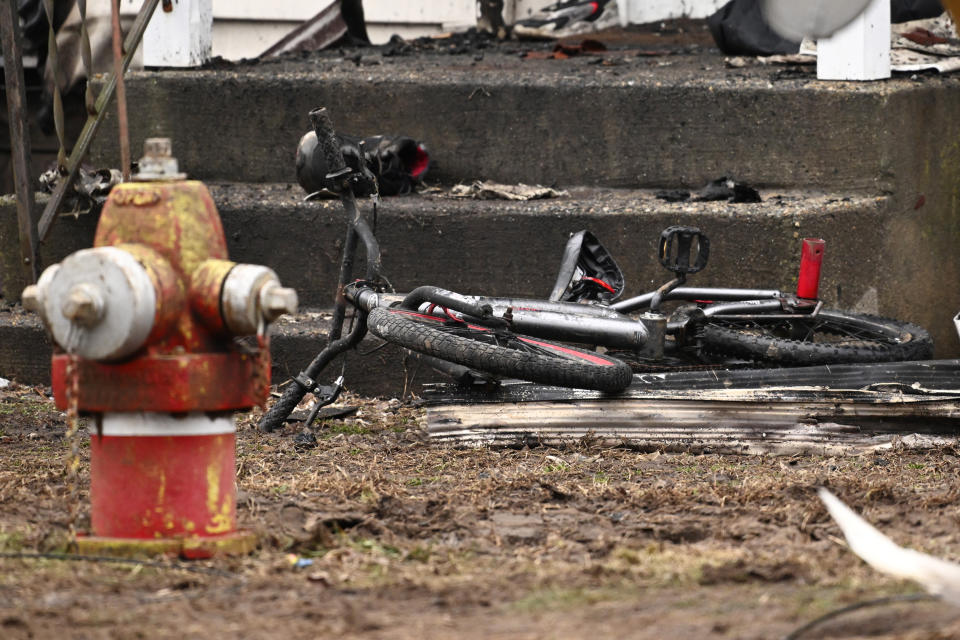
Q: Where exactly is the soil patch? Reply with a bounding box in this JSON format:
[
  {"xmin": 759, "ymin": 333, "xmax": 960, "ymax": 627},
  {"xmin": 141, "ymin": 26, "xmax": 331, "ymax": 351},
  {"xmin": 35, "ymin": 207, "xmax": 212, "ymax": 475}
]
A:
[{"xmin": 2, "ymin": 380, "xmax": 960, "ymax": 638}]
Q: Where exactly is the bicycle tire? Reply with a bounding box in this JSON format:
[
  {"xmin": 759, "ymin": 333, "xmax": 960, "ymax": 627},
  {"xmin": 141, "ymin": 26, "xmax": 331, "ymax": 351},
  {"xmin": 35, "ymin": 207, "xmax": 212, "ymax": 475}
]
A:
[
  {"xmin": 259, "ymin": 381, "xmax": 307, "ymax": 433},
  {"xmin": 367, "ymin": 307, "xmax": 633, "ymax": 392},
  {"xmin": 700, "ymin": 309, "xmax": 933, "ymax": 366}
]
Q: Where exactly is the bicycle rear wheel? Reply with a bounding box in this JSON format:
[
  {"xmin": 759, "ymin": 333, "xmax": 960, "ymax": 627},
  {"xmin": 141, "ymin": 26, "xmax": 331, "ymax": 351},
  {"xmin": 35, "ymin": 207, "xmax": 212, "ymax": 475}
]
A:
[
  {"xmin": 700, "ymin": 309, "xmax": 933, "ymax": 365},
  {"xmin": 367, "ymin": 307, "xmax": 633, "ymax": 391}
]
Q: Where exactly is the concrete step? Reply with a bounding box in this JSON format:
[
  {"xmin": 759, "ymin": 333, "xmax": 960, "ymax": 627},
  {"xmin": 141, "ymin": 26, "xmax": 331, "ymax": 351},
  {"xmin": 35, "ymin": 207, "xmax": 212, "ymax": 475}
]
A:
[
  {"xmin": 4, "ymin": 184, "xmax": 957, "ymax": 353},
  {"xmin": 208, "ymin": 183, "xmax": 960, "ymax": 354},
  {"xmin": 0, "ymin": 305, "xmax": 445, "ymax": 398},
  {"xmin": 86, "ymin": 47, "xmax": 960, "ymax": 193}
]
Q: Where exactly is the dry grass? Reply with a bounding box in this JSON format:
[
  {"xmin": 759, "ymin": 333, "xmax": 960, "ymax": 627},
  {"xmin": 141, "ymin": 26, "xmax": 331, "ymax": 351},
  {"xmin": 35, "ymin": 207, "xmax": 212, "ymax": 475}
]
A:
[{"xmin": 2, "ymin": 381, "xmax": 960, "ymax": 638}]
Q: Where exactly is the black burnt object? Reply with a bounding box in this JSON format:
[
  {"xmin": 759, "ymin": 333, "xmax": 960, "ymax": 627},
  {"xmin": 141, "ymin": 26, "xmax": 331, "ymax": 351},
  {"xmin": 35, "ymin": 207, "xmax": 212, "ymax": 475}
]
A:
[
  {"xmin": 549, "ymin": 230, "xmax": 626, "ymax": 303},
  {"xmin": 296, "ymin": 130, "xmax": 430, "ymax": 197},
  {"xmin": 696, "ymin": 177, "xmax": 762, "ymax": 203},
  {"xmin": 381, "ymin": 28, "xmax": 499, "ymax": 58},
  {"xmin": 655, "ymin": 178, "xmax": 761, "ymax": 203},
  {"xmin": 292, "ymin": 430, "xmax": 318, "ymax": 450},
  {"xmin": 708, "ymin": 0, "xmax": 944, "ymax": 56},
  {"xmin": 654, "ymin": 189, "xmax": 691, "ymax": 202},
  {"xmin": 707, "ymin": 0, "xmax": 800, "ymax": 56}
]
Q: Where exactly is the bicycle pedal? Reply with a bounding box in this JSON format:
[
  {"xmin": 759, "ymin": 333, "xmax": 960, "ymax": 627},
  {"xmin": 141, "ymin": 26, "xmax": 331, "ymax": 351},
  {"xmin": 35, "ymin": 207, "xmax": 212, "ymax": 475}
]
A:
[{"xmin": 659, "ymin": 226, "xmax": 709, "ymax": 275}]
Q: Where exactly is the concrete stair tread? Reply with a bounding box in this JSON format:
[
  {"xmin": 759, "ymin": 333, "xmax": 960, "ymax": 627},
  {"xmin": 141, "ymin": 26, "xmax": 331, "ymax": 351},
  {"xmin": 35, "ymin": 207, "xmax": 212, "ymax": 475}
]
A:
[
  {"xmin": 88, "ymin": 49, "xmax": 960, "ymax": 189},
  {"xmin": 208, "ymin": 182, "xmax": 882, "ymax": 215}
]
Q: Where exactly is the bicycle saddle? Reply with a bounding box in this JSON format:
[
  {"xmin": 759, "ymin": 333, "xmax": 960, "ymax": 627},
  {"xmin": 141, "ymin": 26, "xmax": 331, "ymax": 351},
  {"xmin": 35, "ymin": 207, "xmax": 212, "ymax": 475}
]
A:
[{"xmin": 548, "ymin": 230, "xmax": 625, "ymax": 303}]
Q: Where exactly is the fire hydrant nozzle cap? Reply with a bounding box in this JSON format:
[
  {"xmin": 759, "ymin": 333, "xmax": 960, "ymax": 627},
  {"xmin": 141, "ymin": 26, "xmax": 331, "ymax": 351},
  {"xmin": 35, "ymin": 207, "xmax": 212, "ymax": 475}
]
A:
[
  {"xmin": 33, "ymin": 247, "xmax": 157, "ymax": 360},
  {"xmin": 221, "ymin": 264, "xmax": 297, "ymax": 335}
]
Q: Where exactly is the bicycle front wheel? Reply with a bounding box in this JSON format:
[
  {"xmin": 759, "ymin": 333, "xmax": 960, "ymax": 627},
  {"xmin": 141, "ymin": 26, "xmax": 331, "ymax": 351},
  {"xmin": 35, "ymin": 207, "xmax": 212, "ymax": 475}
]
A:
[
  {"xmin": 259, "ymin": 379, "xmax": 307, "ymax": 432},
  {"xmin": 367, "ymin": 307, "xmax": 633, "ymax": 392},
  {"xmin": 700, "ymin": 309, "xmax": 933, "ymax": 366}
]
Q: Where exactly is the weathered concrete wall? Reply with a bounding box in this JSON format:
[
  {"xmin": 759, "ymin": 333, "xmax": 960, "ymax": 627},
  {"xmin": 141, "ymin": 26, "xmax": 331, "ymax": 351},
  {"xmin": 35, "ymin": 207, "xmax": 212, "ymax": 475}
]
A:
[
  {"xmin": 213, "ymin": 186, "xmax": 880, "ymax": 304},
  {"xmin": 4, "ymin": 184, "xmax": 957, "ymax": 357},
  {"xmin": 214, "ymin": 186, "xmax": 960, "ymax": 353},
  {"xmin": 876, "ymin": 84, "xmax": 960, "ymax": 357}
]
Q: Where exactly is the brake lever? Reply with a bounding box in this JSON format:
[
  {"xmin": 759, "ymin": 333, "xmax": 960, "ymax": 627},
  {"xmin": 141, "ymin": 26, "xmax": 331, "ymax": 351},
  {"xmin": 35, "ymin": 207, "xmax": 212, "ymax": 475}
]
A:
[{"xmin": 304, "ymin": 375, "xmax": 345, "ymax": 427}]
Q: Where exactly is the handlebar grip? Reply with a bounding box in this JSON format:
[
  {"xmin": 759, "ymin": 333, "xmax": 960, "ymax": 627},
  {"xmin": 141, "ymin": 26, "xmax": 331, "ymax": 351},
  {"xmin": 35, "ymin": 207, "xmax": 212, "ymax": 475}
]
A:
[{"xmin": 308, "ymin": 107, "xmax": 347, "ymax": 176}]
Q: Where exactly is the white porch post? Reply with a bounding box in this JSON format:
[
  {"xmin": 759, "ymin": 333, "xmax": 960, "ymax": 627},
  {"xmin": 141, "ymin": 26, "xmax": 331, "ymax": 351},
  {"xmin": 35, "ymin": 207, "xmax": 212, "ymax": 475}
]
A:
[
  {"xmin": 143, "ymin": 0, "xmax": 213, "ymax": 67},
  {"xmin": 817, "ymin": 0, "xmax": 890, "ymax": 81}
]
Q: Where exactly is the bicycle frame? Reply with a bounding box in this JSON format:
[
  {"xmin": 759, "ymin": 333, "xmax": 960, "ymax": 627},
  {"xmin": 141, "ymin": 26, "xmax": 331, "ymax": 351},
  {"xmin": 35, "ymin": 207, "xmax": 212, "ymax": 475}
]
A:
[
  {"xmin": 347, "ymin": 282, "xmax": 824, "ymax": 362},
  {"xmin": 345, "ymin": 227, "xmax": 827, "ymax": 362}
]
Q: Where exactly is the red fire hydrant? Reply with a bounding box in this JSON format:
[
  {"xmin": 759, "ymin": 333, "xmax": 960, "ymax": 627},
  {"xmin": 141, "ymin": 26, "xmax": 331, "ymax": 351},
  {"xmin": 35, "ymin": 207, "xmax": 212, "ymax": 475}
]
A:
[{"xmin": 22, "ymin": 139, "xmax": 297, "ymax": 558}]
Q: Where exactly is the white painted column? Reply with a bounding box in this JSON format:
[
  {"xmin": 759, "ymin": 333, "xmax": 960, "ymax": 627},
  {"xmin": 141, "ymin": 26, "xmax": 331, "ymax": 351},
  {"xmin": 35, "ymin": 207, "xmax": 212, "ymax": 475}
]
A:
[
  {"xmin": 143, "ymin": 0, "xmax": 213, "ymax": 67},
  {"xmin": 817, "ymin": 0, "xmax": 890, "ymax": 81}
]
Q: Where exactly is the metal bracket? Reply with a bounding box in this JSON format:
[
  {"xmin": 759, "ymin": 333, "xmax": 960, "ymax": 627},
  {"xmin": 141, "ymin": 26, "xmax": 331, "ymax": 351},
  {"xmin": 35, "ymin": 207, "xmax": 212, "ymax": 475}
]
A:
[
  {"xmin": 304, "ymin": 375, "xmax": 345, "ymax": 426},
  {"xmin": 294, "ymin": 373, "xmax": 316, "ymax": 392}
]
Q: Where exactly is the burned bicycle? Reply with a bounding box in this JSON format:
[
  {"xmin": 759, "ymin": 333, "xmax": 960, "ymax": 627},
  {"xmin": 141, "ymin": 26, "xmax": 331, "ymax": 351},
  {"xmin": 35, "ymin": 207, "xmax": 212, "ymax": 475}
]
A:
[{"xmin": 259, "ymin": 107, "xmax": 932, "ymax": 432}]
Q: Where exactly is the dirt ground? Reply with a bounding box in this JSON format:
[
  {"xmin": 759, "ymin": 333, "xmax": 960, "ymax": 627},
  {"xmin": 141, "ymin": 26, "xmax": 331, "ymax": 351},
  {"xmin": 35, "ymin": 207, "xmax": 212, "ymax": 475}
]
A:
[{"xmin": 2, "ymin": 380, "xmax": 960, "ymax": 640}]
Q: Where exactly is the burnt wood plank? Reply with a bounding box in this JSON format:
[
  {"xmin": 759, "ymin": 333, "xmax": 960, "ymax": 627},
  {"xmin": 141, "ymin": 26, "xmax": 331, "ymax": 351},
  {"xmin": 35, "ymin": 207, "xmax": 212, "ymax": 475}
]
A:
[{"xmin": 427, "ymin": 397, "xmax": 960, "ymax": 455}]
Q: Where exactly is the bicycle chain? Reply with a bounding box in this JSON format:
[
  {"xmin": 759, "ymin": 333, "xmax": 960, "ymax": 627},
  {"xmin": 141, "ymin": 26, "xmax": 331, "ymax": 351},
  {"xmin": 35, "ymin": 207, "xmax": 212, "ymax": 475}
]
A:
[
  {"xmin": 63, "ymin": 325, "xmax": 83, "ymax": 548},
  {"xmin": 254, "ymin": 318, "xmax": 270, "ymax": 405}
]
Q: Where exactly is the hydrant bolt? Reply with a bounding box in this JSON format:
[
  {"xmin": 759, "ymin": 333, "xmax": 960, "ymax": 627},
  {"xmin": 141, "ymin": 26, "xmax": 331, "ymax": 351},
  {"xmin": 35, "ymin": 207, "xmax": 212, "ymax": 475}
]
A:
[
  {"xmin": 61, "ymin": 283, "xmax": 105, "ymax": 327},
  {"xmin": 143, "ymin": 137, "xmax": 172, "ymax": 158},
  {"xmin": 260, "ymin": 282, "xmax": 299, "ymax": 322},
  {"xmin": 34, "ymin": 247, "xmax": 158, "ymax": 361},
  {"xmin": 136, "ymin": 137, "xmax": 185, "ymax": 181}
]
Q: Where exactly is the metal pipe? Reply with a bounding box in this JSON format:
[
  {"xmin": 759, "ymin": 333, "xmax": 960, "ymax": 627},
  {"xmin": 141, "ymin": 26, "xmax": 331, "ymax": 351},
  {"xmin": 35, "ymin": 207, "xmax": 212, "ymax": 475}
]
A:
[
  {"xmin": 796, "ymin": 238, "xmax": 825, "ymax": 299},
  {"xmin": 701, "ymin": 299, "xmax": 784, "ymax": 316},
  {"xmin": 611, "ymin": 287, "xmax": 784, "ymax": 313},
  {"xmin": 110, "ymin": 0, "xmax": 131, "ymax": 180},
  {"xmin": 328, "ymin": 195, "xmax": 381, "ymax": 342},
  {"xmin": 505, "ymin": 308, "xmax": 649, "ymax": 349},
  {"xmin": 400, "ymin": 286, "xmax": 498, "ymax": 321},
  {"xmin": 480, "ymin": 297, "xmax": 632, "ymax": 319},
  {"xmin": 648, "ymin": 275, "xmax": 684, "ymax": 313},
  {"xmin": 304, "ymin": 310, "xmax": 369, "ymax": 381},
  {"xmin": 351, "ymin": 210, "xmax": 382, "ymax": 281},
  {"xmin": 327, "ymin": 221, "xmax": 357, "ymax": 344}
]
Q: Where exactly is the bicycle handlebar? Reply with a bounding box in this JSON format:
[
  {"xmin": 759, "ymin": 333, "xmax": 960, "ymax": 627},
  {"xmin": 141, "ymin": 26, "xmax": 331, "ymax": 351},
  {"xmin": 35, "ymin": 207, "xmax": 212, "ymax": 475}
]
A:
[
  {"xmin": 309, "ymin": 107, "xmax": 348, "ymax": 188},
  {"xmin": 306, "ymin": 107, "xmax": 383, "ymax": 343}
]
